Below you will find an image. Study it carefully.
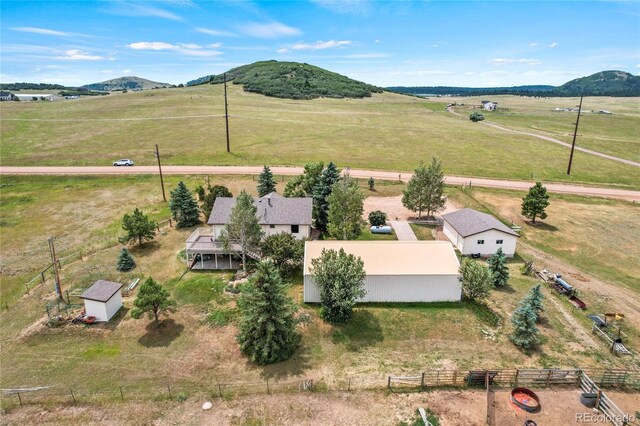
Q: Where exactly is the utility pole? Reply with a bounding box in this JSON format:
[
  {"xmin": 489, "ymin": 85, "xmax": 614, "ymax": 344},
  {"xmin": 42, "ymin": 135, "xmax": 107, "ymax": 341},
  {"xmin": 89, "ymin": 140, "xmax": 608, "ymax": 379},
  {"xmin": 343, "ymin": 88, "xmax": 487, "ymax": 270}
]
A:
[
  {"xmin": 567, "ymin": 94, "xmax": 584, "ymax": 175},
  {"xmin": 47, "ymin": 237, "xmax": 63, "ymax": 301},
  {"xmin": 224, "ymin": 73, "xmax": 230, "ymax": 153},
  {"xmin": 155, "ymin": 144, "xmax": 166, "ymax": 202}
]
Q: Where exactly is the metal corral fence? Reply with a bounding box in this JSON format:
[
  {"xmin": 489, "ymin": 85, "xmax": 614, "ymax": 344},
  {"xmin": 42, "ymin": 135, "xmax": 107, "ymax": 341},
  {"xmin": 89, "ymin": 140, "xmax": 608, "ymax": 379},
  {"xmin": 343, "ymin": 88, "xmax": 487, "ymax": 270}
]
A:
[
  {"xmin": 580, "ymin": 372, "xmax": 632, "ymax": 426},
  {"xmin": 387, "ymin": 368, "xmax": 640, "ymax": 391},
  {"xmin": 3, "ymin": 369, "xmax": 638, "ymax": 411}
]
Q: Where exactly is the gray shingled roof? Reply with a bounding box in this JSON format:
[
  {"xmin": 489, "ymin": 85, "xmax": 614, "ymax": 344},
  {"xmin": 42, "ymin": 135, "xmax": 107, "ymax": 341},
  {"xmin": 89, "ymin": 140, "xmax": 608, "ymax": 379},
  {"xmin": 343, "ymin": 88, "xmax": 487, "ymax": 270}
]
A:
[
  {"xmin": 442, "ymin": 208, "xmax": 519, "ymax": 237},
  {"xmin": 79, "ymin": 280, "xmax": 123, "ymax": 302},
  {"xmin": 208, "ymin": 193, "xmax": 313, "ymax": 225}
]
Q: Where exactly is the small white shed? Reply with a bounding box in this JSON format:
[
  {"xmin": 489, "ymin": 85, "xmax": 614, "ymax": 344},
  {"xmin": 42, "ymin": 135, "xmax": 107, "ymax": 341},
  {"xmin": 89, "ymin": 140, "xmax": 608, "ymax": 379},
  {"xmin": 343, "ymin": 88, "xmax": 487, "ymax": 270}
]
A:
[
  {"xmin": 79, "ymin": 280, "xmax": 123, "ymax": 322},
  {"xmin": 442, "ymin": 208, "xmax": 519, "ymax": 257},
  {"xmin": 303, "ymin": 241, "xmax": 461, "ymax": 303}
]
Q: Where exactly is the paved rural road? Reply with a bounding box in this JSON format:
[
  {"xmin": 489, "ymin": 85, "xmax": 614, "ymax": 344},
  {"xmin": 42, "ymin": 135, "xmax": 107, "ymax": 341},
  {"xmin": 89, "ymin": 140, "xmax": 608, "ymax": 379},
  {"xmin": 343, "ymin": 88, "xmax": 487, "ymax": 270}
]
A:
[
  {"xmin": 389, "ymin": 221, "xmax": 418, "ymax": 241},
  {"xmin": 1, "ymin": 166, "xmax": 639, "ymax": 202},
  {"xmin": 446, "ymin": 107, "xmax": 640, "ymax": 168}
]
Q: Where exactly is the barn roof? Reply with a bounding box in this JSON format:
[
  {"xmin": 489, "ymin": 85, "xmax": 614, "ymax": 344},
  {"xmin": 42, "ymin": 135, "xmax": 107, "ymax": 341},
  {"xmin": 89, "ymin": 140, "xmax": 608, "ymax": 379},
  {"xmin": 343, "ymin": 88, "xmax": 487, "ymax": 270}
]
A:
[
  {"xmin": 442, "ymin": 208, "xmax": 519, "ymax": 237},
  {"xmin": 207, "ymin": 193, "xmax": 312, "ymax": 226},
  {"xmin": 303, "ymin": 241, "xmax": 460, "ymax": 276},
  {"xmin": 79, "ymin": 280, "xmax": 123, "ymax": 302}
]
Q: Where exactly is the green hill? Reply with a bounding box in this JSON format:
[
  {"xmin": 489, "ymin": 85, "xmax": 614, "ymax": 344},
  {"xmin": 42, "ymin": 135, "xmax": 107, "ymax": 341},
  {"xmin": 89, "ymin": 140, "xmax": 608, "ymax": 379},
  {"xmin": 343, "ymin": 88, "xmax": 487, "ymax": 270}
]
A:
[
  {"xmin": 187, "ymin": 60, "xmax": 383, "ymax": 99},
  {"xmin": 82, "ymin": 76, "xmax": 172, "ymax": 91},
  {"xmin": 556, "ymin": 70, "xmax": 640, "ymax": 97}
]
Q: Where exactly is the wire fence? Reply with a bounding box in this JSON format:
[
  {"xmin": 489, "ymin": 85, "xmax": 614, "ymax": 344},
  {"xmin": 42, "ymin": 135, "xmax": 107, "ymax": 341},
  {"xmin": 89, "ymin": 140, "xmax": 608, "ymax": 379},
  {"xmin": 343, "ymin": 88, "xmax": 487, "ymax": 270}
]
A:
[{"xmin": 3, "ymin": 368, "xmax": 638, "ymax": 410}]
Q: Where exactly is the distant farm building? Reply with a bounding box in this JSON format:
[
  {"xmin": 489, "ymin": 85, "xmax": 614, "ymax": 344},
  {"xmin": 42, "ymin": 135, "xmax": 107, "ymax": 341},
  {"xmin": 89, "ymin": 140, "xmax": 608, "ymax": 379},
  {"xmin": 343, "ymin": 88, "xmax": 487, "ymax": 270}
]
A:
[
  {"xmin": 79, "ymin": 280, "xmax": 123, "ymax": 322},
  {"xmin": 481, "ymin": 100, "xmax": 498, "ymax": 111},
  {"xmin": 0, "ymin": 91, "xmax": 15, "ymax": 101},
  {"xmin": 14, "ymin": 93, "xmax": 54, "ymax": 101},
  {"xmin": 442, "ymin": 208, "xmax": 519, "ymax": 257},
  {"xmin": 303, "ymin": 241, "xmax": 461, "ymax": 303}
]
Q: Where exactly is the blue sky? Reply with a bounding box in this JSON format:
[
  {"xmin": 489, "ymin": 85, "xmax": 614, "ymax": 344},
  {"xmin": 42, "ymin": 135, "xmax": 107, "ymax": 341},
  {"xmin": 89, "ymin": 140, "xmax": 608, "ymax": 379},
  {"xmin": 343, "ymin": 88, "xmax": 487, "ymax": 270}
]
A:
[{"xmin": 1, "ymin": 1, "xmax": 639, "ymax": 87}]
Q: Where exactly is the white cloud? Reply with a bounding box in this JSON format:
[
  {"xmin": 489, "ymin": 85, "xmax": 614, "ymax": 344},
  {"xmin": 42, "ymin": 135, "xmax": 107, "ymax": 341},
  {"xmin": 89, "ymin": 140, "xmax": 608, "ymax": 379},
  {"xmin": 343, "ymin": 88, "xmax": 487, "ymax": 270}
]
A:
[
  {"xmin": 550, "ymin": 42, "xmax": 559, "ymax": 48},
  {"xmin": 208, "ymin": 43, "xmax": 223, "ymax": 48},
  {"xmin": 127, "ymin": 41, "xmax": 222, "ymax": 57},
  {"xmin": 277, "ymin": 48, "xmax": 290, "ymax": 54},
  {"xmin": 491, "ymin": 58, "xmax": 541, "ymax": 66},
  {"xmin": 12, "ymin": 27, "xmax": 71, "ymax": 37},
  {"xmin": 292, "ymin": 40, "xmax": 351, "ymax": 50},
  {"xmin": 311, "ymin": 0, "xmax": 370, "ymax": 15},
  {"xmin": 54, "ymin": 49, "xmax": 104, "ymax": 61},
  {"xmin": 239, "ymin": 22, "xmax": 301, "ymax": 39},
  {"xmin": 529, "ymin": 42, "xmax": 538, "ymax": 47},
  {"xmin": 128, "ymin": 42, "xmax": 177, "ymax": 51},
  {"xmin": 122, "ymin": 69, "xmax": 132, "ymax": 74},
  {"xmin": 196, "ymin": 27, "xmax": 236, "ymax": 37},
  {"xmin": 125, "ymin": 3, "xmax": 183, "ymax": 21},
  {"xmin": 636, "ymin": 64, "xmax": 640, "ymax": 68},
  {"xmin": 430, "ymin": 41, "xmax": 448, "ymax": 48}
]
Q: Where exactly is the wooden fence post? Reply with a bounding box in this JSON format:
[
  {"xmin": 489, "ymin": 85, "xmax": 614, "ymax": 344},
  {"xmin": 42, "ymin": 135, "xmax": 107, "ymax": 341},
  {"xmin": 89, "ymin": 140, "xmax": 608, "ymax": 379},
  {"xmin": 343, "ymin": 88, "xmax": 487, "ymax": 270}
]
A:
[
  {"xmin": 348, "ymin": 378, "xmax": 351, "ymax": 392},
  {"xmin": 546, "ymin": 370, "xmax": 552, "ymax": 387},
  {"xmin": 218, "ymin": 384, "xmax": 222, "ymax": 398},
  {"xmin": 167, "ymin": 385, "xmax": 172, "ymax": 399},
  {"xmin": 514, "ymin": 369, "xmax": 520, "ymax": 387},
  {"xmin": 387, "ymin": 376, "xmax": 391, "ymax": 389},
  {"xmin": 17, "ymin": 392, "xmax": 22, "ymax": 407},
  {"xmin": 119, "ymin": 386, "xmax": 124, "ymax": 401},
  {"xmin": 595, "ymin": 390, "xmax": 602, "ymax": 411},
  {"xmin": 453, "ymin": 370, "xmax": 458, "ymax": 386},
  {"xmin": 70, "ymin": 388, "xmax": 76, "ymax": 403},
  {"xmin": 421, "ymin": 372, "xmax": 425, "ymax": 388},
  {"xmin": 266, "ymin": 379, "xmax": 270, "ymax": 395}
]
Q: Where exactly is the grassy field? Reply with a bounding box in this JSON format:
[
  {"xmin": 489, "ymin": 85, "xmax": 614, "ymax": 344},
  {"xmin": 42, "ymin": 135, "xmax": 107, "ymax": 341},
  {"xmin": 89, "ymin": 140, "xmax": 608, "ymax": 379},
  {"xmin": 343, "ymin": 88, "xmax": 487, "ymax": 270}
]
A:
[
  {"xmin": 2, "ymin": 176, "xmax": 638, "ymax": 405},
  {"xmin": 1, "ymin": 86, "xmax": 639, "ymax": 188}
]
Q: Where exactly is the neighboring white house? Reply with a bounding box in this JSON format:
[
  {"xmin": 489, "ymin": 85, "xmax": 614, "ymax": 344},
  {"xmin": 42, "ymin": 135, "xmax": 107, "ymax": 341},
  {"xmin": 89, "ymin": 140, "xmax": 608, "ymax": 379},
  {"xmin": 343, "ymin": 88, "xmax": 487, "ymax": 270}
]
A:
[
  {"xmin": 481, "ymin": 100, "xmax": 498, "ymax": 111},
  {"xmin": 14, "ymin": 93, "xmax": 54, "ymax": 101},
  {"xmin": 79, "ymin": 280, "xmax": 123, "ymax": 322},
  {"xmin": 0, "ymin": 91, "xmax": 14, "ymax": 101},
  {"xmin": 208, "ymin": 192, "xmax": 312, "ymax": 240},
  {"xmin": 303, "ymin": 241, "xmax": 461, "ymax": 303},
  {"xmin": 442, "ymin": 208, "xmax": 519, "ymax": 257}
]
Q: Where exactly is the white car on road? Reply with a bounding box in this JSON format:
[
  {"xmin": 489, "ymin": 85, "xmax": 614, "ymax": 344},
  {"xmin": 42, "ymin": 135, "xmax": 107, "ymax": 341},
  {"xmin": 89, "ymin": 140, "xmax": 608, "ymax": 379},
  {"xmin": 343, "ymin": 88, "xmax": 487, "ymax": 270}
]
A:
[{"xmin": 113, "ymin": 159, "xmax": 134, "ymax": 166}]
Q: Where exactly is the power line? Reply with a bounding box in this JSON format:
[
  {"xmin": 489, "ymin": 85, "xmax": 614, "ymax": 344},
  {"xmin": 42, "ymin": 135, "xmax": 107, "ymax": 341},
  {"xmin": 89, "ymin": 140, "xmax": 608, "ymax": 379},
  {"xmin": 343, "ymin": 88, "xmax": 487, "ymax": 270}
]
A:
[
  {"xmin": 224, "ymin": 73, "xmax": 231, "ymax": 153},
  {"xmin": 567, "ymin": 94, "xmax": 584, "ymax": 176},
  {"xmin": 155, "ymin": 144, "xmax": 166, "ymax": 202}
]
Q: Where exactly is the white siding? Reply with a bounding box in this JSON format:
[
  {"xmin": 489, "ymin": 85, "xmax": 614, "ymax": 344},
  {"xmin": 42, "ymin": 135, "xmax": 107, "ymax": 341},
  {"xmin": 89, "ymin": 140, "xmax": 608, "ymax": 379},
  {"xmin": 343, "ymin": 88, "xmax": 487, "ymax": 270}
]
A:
[
  {"xmin": 83, "ymin": 292, "xmax": 122, "ymax": 322},
  {"xmin": 214, "ymin": 224, "xmax": 310, "ymax": 239},
  {"xmin": 443, "ymin": 222, "xmax": 464, "ymax": 252},
  {"xmin": 304, "ymin": 275, "xmax": 461, "ymax": 303},
  {"xmin": 83, "ymin": 299, "xmax": 109, "ymax": 322},
  {"xmin": 459, "ymin": 230, "xmax": 517, "ymax": 257}
]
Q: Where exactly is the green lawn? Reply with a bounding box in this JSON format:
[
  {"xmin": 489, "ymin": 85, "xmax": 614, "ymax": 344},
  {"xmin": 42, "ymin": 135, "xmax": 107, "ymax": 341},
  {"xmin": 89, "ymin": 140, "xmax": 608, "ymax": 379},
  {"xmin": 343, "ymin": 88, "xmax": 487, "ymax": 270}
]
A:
[
  {"xmin": 409, "ymin": 223, "xmax": 436, "ymax": 240},
  {"xmin": 1, "ymin": 86, "xmax": 639, "ymax": 188}
]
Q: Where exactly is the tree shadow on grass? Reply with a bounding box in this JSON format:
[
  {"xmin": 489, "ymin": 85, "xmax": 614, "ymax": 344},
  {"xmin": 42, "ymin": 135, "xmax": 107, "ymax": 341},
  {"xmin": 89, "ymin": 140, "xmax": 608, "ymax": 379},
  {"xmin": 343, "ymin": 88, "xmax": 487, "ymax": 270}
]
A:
[
  {"xmin": 138, "ymin": 318, "xmax": 184, "ymax": 347},
  {"xmin": 258, "ymin": 342, "xmax": 313, "ymax": 380},
  {"xmin": 129, "ymin": 240, "xmax": 162, "ymax": 256},
  {"xmin": 495, "ymin": 285, "xmax": 516, "ymax": 294},
  {"xmin": 330, "ymin": 309, "xmax": 383, "ymax": 352},
  {"xmin": 525, "ymin": 221, "xmax": 558, "ymax": 232}
]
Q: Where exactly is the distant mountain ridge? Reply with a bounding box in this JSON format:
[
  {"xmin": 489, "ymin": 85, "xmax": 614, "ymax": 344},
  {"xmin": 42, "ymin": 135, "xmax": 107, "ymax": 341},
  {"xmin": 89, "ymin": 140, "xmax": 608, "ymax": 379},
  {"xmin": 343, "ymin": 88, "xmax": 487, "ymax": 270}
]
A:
[
  {"xmin": 187, "ymin": 60, "xmax": 383, "ymax": 99},
  {"xmin": 389, "ymin": 71, "xmax": 640, "ymax": 97},
  {"xmin": 82, "ymin": 76, "xmax": 172, "ymax": 91}
]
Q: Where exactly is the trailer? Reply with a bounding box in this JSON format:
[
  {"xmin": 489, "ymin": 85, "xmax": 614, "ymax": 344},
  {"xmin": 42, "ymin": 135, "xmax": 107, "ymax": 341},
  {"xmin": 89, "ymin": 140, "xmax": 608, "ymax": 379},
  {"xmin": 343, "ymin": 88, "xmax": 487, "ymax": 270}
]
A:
[{"xmin": 538, "ymin": 270, "xmax": 587, "ymax": 309}]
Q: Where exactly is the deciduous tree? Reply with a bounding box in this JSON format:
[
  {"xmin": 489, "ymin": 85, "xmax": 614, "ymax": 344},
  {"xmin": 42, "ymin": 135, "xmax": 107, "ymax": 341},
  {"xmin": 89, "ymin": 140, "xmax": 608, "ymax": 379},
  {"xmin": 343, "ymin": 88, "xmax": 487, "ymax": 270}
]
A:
[
  {"xmin": 169, "ymin": 181, "xmax": 201, "ymax": 228},
  {"xmin": 368, "ymin": 210, "xmax": 387, "ymax": 227},
  {"xmin": 310, "ymin": 248, "xmax": 366, "ymax": 323},
  {"xmin": 130, "ymin": 278, "xmax": 176, "ymax": 326},
  {"xmin": 521, "ymin": 182, "xmax": 550, "ymax": 224},
  {"xmin": 260, "ymin": 232, "xmax": 305, "ymax": 276},
  {"xmin": 119, "ymin": 208, "xmax": 157, "ymax": 246},
  {"xmin": 402, "ymin": 157, "xmax": 446, "ymax": 218},
  {"xmin": 220, "ymin": 190, "xmax": 264, "ymax": 271},
  {"xmin": 459, "ymin": 258, "xmax": 493, "ymax": 301},
  {"xmin": 327, "ymin": 176, "xmax": 365, "ymax": 240},
  {"xmin": 257, "ymin": 165, "xmax": 277, "ymax": 197},
  {"xmin": 487, "ymin": 248, "xmax": 509, "ymax": 287},
  {"xmin": 237, "ymin": 261, "xmax": 300, "ymax": 364}
]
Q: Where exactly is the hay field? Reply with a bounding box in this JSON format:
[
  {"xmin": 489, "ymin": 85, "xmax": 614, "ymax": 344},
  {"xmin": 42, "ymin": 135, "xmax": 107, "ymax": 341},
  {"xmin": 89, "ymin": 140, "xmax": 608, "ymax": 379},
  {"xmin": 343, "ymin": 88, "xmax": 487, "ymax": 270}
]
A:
[{"xmin": 1, "ymin": 86, "xmax": 638, "ymax": 188}]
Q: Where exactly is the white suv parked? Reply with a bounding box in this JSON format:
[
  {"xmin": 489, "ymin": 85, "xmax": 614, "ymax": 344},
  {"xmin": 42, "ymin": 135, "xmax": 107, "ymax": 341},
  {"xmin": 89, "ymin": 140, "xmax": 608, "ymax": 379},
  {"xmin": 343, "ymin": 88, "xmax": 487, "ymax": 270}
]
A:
[{"xmin": 113, "ymin": 159, "xmax": 134, "ymax": 166}]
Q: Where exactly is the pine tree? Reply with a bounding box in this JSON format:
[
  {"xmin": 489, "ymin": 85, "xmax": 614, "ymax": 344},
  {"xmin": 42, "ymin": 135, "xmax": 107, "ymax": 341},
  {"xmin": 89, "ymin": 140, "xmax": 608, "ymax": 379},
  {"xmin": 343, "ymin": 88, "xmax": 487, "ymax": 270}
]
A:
[
  {"xmin": 119, "ymin": 208, "xmax": 157, "ymax": 246},
  {"xmin": 510, "ymin": 300, "xmax": 540, "ymax": 349},
  {"xmin": 488, "ymin": 248, "xmax": 509, "ymax": 287},
  {"xmin": 257, "ymin": 165, "xmax": 277, "ymax": 197},
  {"xmin": 521, "ymin": 182, "xmax": 550, "ymax": 224},
  {"xmin": 116, "ymin": 248, "xmax": 136, "ymax": 272},
  {"xmin": 201, "ymin": 185, "xmax": 232, "ymax": 221},
  {"xmin": 310, "ymin": 248, "xmax": 366, "ymax": 323},
  {"xmin": 327, "ymin": 175, "xmax": 365, "ymax": 240},
  {"xmin": 283, "ymin": 162, "xmax": 324, "ymax": 198},
  {"xmin": 312, "ymin": 162, "xmax": 341, "ymax": 232},
  {"xmin": 220, "ymin": 190, "xmax": 264, "ymax": 271},
  {"xmin": 169, "ymin": 181, "xmax": 201, "ymax": 228},
  {"xmin": 130, "ymin": 277, "xmax": 176, "ymax": 327},
  {"xmin": 524, "ymin": 284, "xmax": 544, "ymax": 319},
  {"xmin": 237, "ymin": 261, "xmax": 300, "ymax": 365},
  {"xmin": 368, "ymin": 177, "xmax": 375, "ymax": 191},
  {"xmin": 402, "ymin": 157, "xmax": 446, "ymax": 218}
]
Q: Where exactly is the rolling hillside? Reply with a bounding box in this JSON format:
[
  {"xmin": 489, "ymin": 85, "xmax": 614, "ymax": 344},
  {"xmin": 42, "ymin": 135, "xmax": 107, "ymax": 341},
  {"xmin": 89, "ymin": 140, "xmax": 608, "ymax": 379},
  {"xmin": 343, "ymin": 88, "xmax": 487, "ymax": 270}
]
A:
[
  {"xmin": 82, "ymin": 76, "xmax": 172, "ymax": 91},
  {"xmin": 187, "ymin": 60, "xmax": 383, "ymax": 99}
]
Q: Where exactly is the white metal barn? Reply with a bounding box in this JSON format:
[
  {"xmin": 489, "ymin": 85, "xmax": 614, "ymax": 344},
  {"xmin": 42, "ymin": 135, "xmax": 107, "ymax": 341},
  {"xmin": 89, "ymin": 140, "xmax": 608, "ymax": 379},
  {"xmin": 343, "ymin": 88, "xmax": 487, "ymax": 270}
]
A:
[
  {"xmin": 303, "ymin": 241, "xmax": 461, "ymax": 303},
  {"xmin": 442, "ymin": 208, "xmax": 519, "ymax": 257},
  {"xmin": 79, "ymin": 280, "xmax": 123, "ymax": 322}
]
